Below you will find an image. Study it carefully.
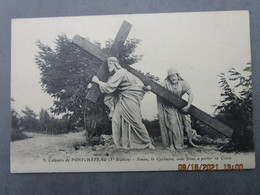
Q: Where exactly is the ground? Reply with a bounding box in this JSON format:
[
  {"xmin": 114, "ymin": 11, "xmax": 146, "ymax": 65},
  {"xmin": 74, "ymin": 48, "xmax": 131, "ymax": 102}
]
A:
[
  {"xmin": 11, "ymin": 131, "xmax": 223, "ymax": 161},
  {"xmin": 11, "ymin": 131, "xmax": 255, "ymax": 172}
]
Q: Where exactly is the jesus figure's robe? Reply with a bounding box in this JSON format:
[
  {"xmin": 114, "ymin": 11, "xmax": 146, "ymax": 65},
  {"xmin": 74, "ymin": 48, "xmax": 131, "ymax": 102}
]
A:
[{"xmin": 98, "ymin": 68, "xmax": 152, "ymax": 148}]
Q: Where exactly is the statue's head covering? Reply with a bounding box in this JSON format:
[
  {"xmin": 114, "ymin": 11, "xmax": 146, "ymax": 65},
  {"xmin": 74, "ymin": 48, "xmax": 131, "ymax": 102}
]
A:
[
  {"xmin": 107, "ymin": 57, "xmax": 122, "ymax": 70},
  {"xmin": 167, "ymin": 67, "xmax": 178, "ymax": 76},
  {"xmin": 166, "ymin": 67, "xmax": 183, "ymax": 81},
  {"xmin": 107, "ymin": 57, "xmax": 119, "ymax": 63}
]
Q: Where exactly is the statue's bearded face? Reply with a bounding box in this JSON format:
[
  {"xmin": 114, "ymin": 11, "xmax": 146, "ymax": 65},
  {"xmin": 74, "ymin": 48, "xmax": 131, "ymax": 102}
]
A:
[
  {"xmin": 169, "ymin": 74, "xmax": 178, "ymax": 84},
  {"xmin": 108, "ymin": 61, "xmax": 115, "ymax": 73}
]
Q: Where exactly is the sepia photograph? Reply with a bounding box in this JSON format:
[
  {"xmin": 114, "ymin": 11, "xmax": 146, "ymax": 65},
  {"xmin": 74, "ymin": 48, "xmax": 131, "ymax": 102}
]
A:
[{"xmin": 10, "ymin": 11, "xmax": 254, "ymax": 173}]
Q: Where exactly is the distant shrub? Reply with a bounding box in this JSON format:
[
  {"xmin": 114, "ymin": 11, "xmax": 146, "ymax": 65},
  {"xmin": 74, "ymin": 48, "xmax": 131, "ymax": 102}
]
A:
[{"xmin": 11, "ymin": 128, "xmax": 30, "ymax": 142}]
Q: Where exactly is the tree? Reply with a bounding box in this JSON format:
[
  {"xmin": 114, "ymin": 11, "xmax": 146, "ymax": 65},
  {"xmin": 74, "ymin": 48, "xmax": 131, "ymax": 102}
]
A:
[
  {"xmin": 20, "ymin": 106, "xmax": 39, "ymax": 131},
  {"xmin": 11, "ymin": 108, "xmax": 20, "ymax": 130},
  {"xmin": 214, "ymin": 63, "xmax": 253, "ymax": 152},
  {"xmin": 39, "ymin": 108, "xmax": 71, "ymax": 134},
  {"xmin": 39, "ymin": 108, "xmax": 51, "ymax": 132},
  {"xmin": 11, "ymin": 98, "xmax": 20, "ymax": 130},
  {"xmin": 35, "ymin": 34, "xmax": 143, "ymax": 143},
  {"xmin": 142, "ymin": 119, "xmax": 160, "ymax": 138}
]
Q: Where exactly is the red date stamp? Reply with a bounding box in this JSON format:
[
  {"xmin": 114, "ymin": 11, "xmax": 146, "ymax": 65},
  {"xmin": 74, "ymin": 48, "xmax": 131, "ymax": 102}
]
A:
[{"xmin": 178, "ymin": 164, "xmax": 244, "ymax": 171}]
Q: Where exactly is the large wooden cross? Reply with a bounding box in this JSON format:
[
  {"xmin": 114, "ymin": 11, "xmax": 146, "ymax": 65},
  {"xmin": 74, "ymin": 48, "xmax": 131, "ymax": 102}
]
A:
[{"xmin": 72, "ymin": 21, "xmax": 233, "ymax": 138}]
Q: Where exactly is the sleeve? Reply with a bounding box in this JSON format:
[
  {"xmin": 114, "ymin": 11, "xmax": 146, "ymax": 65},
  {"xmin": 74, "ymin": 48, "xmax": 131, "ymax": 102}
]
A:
[
  {"xmin": 99, "ymin": 70, "xmax": 124, "ymax": 94},
  {"xmin": 182, "ymin": 80, "xmax": 191, "ymax": 94},
  {"xmin": 157, "ymin": 80, "xmax": 171, "ymax": 106},
  {"xmin": 104, "ymin": 94, "xmax": 118, "ymax": 111}
]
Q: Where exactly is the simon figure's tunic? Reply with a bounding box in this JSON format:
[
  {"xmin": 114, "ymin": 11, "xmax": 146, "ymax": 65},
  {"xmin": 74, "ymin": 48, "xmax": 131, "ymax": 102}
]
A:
[{"xmin": 157, "ymin": 79, "xmax": 192, "ymax": 149}]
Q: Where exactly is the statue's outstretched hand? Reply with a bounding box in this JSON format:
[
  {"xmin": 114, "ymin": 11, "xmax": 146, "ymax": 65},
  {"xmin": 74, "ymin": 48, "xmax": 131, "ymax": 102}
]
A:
[
  {"xmin": 92, "ymin": 76, "xmax": 99, "ymax": 84},
  {"xmin": 87, "ymin": 83, "xmax": 92, "ymax": 89},
  {"xmin": 143, "ymin": 85, "xmax": 151, "ymax": 91},
  {"xmin": 146, "ymin": 85, "xmax": 151, "ymax": 91},
  {"xmin": 182, "ymin": 105, "xmax": 190, "ymax": 113}
]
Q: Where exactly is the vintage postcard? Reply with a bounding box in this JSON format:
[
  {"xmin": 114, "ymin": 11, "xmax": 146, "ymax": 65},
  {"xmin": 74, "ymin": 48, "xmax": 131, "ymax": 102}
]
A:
[{"xmin": 11, "ymin": 11, "xmax": 255, "ymax": 173}]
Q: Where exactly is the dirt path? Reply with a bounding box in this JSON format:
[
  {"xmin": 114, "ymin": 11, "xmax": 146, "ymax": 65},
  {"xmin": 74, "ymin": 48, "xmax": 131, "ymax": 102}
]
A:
[
  {"xmin": 11, "ymin": 131, "xmax": 255, "ymax": 172},
  {"xmin": 11, "ymin": 131, "xmax": 220, "ymax": 161},
  {"xmin": 11, "ymin": 131, "xmax": 86, "ymax": 163}
]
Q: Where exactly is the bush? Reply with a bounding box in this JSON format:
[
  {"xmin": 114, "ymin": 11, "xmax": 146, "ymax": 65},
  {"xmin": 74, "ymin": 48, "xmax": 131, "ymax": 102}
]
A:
[{"xmin": 11, "ymin": 128, "xmax": 30, "ymax": 142}]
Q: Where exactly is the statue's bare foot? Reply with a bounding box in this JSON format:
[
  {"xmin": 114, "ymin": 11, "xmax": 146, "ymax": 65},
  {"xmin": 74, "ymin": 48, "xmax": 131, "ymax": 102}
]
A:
[
  {"xmin": 189, "ymin": 141, "xmax": 199, "ymax": 148},
  {"xmin": 169, "ymin": 145, "xmax": 175, "ymax": 151},
  {"xmin": 148, "ymin": 143, "xmax": 155, "ymax": 150},
  {"xmin": 162, "ymin": 146, "xmax": 168, "ymax": 150},
  {"xmin": 120, "ymin": 146, "xmax": 130, "ymax": 150},
  {"xmin": 113, "ymin": 144, "xmax": 120, "ymax": 148},
  {"xmin": 113, "ymin": 144, "xmax": 129, "ymax": 150},
  {"xmin": 108, "ymin": 144, "xmax": 116, "ymax": 149}
]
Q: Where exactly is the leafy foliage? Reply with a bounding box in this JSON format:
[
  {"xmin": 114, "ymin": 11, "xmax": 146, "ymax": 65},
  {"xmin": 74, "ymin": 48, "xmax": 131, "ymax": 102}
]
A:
[
  {"xmin": 38, "ymin": 108, "xmax": 70, "ymax": 134},
  {"xmin": 143, "ymin": 119, "xmax": 160, "ymax": 138},
  {"xmin": 35, "ymin": 34, "xmax": 143, "ymax": 143},
  {"xmin": 11, "ymin": 108, "xmax": 20, "ymax": 130},
  {"xmin": 11, "ymin": 128, "xmax": 29, "ymax": 142},
  {"xmin": 103, "ymin": 38, "xmax": 143, "ymax": 66},
  {"xmin": 20, "ymin": 106, "xmax": 39, "ymax": 131},
  {"xmin": 214, "ymin": 63, "xmax": 253, "ymax": 152},
  {"xmin": 11, "ymin": 99, "xmax": 30, "ymax": 141},
  {"xmin": 14, "ymin": 106, "xmax": 71, "ymax": 134},
  {"xmin": 136, "ymin": 70, "xmax": 160, "ymax": 83}
]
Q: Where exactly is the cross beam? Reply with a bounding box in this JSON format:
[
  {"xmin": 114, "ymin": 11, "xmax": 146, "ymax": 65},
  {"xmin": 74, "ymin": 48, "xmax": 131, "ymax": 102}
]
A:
[
  {"xmin": 72, "ymin": 22, "xmax": 233, "ymax": 138},
  {"xmin": 73, "ymin": 21, "xmax": 132, "ymax": 103}
]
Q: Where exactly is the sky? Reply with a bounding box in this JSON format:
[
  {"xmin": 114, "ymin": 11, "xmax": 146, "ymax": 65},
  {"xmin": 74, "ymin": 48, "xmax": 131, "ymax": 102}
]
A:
[{"xmin": 11, "ymin": 11, "xmax": 251, "ymax": 120}]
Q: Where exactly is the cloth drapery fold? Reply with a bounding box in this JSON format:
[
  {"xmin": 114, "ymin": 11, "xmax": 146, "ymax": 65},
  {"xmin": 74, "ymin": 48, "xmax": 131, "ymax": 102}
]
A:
[
  {"xmin": 157, "ymin": 79, "xmax": 191, "ymax": 148},
  {"xmin": 99, "ymin": 69, "xmax": 152, "ymax": 148}
]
